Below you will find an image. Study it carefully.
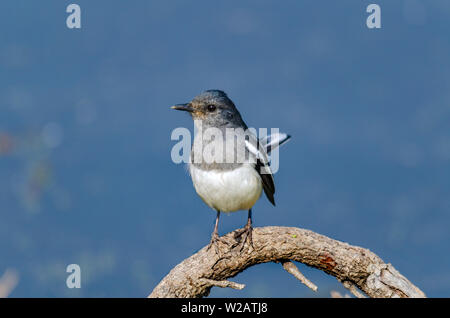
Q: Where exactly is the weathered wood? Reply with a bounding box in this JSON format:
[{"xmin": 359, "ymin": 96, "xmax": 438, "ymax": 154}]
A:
[{"xmin": 149, "ymin": 226, "xmax": 425, "ymax": 298}]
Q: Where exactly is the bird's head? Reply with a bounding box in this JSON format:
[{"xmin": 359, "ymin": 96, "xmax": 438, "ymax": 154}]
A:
[{"xmin": 171, "ymin": 90, "xmax": 245, "ymax": 128}]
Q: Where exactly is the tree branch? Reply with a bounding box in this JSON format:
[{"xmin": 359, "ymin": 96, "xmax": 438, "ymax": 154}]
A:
[
  {"xmin": 281, "ymin": 260, "xmax": 318, "ymax": 292},
  {"xmin": 149, "ymin": 226, "xmax": 425, "ymax": 298},
  {"xmin": 0, "ymin": 269, "xmax": 19, "ymax": 298}
]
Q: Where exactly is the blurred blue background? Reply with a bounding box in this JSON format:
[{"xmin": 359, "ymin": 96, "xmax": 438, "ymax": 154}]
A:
[{"xmin": 1, "ymin": 0, "xmax": 449, "ymax": 297}]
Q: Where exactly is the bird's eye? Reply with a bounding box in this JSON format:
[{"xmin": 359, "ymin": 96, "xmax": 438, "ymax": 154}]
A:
[{"xmin": 207, "ymin": 104, "xmax": 216, "ymax": 112}]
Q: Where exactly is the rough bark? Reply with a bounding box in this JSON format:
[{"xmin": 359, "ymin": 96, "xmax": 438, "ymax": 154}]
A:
[{"xmin": 149, "ymin": 226, "xmax": 425, "ymax": 298}]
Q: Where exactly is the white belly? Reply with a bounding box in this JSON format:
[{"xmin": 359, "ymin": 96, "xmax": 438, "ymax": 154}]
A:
[{"xmin": 189, "ymin": 164, "xmax": 262, "ymax": 212}]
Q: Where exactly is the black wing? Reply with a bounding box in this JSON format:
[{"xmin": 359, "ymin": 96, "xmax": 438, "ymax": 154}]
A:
[
  {"xmin": 245, "ymin": 137, "xmax": 276, "ymax": 206},
  {"xmin": 256, "ymin": 157, "xmax": 275, "ymax": 206}
]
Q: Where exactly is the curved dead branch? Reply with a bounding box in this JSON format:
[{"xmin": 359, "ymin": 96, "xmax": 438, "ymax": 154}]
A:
[{"xmin": 149, "ymin": 226, "xmax": 425, "ymax": 298}]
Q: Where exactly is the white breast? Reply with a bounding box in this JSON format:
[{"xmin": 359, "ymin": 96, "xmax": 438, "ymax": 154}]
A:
[{"xmin": 189, "ymin": 164, "xmax": 262, "ymax": 212}]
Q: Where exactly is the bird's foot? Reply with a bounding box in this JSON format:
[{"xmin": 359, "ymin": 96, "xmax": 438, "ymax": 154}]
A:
[
  {"xmin": 233, "ymin": 224, "xmax": 253, "ymax": 251},
  {"xmin": 207, "ymin": 232, "xmax": 230, "ymax": 254}
]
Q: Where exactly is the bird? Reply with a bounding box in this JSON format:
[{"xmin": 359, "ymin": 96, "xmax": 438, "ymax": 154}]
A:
[{"xmin": 171, "ymin": 90, "xmax": 290, "ymax": 251}]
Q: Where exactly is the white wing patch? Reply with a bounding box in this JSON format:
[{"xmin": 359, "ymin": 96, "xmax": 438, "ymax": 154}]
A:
[
  {"xmin": 260, "ymin": 132, "xmax": 291, "ymax": 154},
  {"xmin": 244, "ymin": 139, "xmax": 261, "ymax": 159}
]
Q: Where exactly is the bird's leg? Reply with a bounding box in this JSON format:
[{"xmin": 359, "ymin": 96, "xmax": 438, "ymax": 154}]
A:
[
  {"xmin": 207, "ymin": 211, "xmax": 229, "ymax": 253},
  {"xmin": 234, "ymin": 209, "xmax": 253, "ymax": 250}
]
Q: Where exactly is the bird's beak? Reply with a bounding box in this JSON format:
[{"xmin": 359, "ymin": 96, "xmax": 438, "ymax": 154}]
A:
[{"xmin": 171, "ymin": 103, "xmax": 194, "ymax": 113}]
